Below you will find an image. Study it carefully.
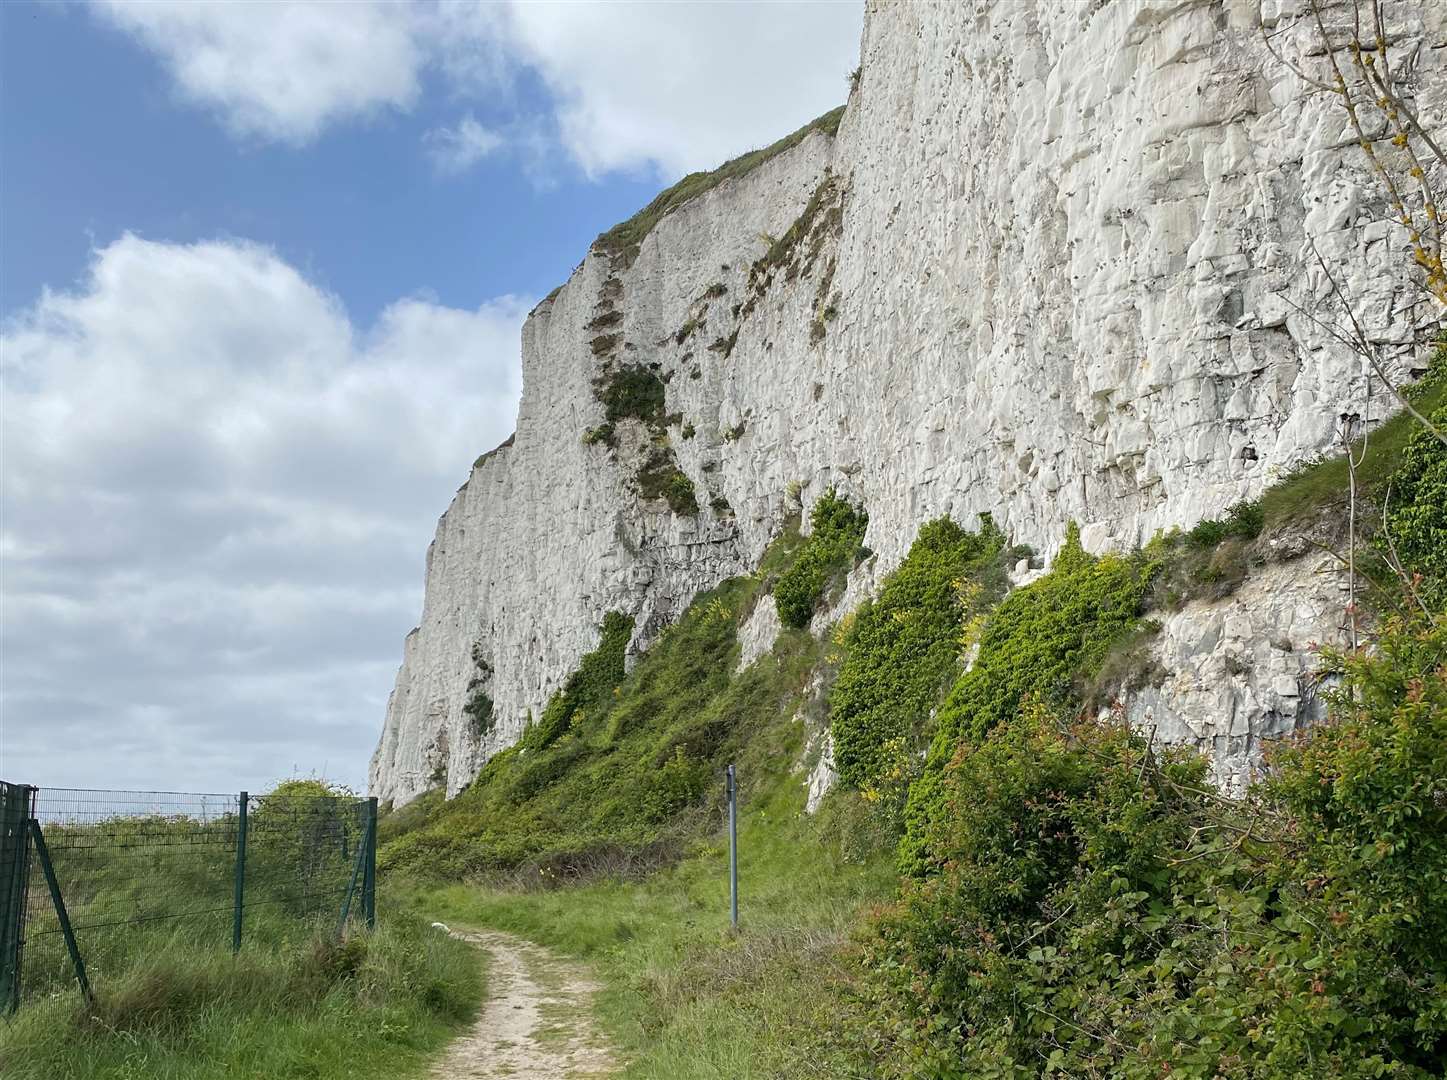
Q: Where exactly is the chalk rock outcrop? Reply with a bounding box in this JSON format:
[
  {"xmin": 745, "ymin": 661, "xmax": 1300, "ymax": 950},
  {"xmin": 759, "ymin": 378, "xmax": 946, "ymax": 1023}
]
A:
[{"xmin": 372, "ymin": 0, "xmax": 1445, "ymax": 806}]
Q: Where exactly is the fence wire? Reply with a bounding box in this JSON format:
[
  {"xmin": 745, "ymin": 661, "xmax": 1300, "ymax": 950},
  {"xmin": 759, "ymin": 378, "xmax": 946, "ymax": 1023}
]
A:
[{"xmin": 3, "ymin": 784, "xmax": 373, "ymax": 1007}]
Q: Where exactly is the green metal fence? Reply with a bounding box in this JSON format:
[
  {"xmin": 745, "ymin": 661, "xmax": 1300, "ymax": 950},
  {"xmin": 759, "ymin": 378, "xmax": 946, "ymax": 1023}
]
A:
[{"xmin": 0, "ymin": 781, "xmax": 376, "ymax": 1012}]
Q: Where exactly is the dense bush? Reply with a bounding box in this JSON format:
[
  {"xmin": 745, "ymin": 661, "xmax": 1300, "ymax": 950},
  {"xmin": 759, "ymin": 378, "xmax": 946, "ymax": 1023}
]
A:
[
  {"xmin": 866, "ymin": 385, "xmax": 1447, "ymax": 1077},
  {"xmin": 1381, "ymin": 399, "xmax": 1446, "ymax": 609},
  {"xmin": 901, "ymin": 524, "xmax": 1157, "ymax": 873},
  {"xmin": 829, "ymin": 515, "xmax": 1009, "ymax": 798},
  {"xmin": 867, "ymin": 609, "xmax": 1447, "ymax": 1079},
  {"xmin": 773, "ymin": 489, "xmax": 868, "ymax": 628}
]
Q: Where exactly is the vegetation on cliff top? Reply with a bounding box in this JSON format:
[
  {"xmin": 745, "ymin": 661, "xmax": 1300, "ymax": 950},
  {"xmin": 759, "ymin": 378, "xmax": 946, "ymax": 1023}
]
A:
[{"xmin": 593, "ymin": 106, "xmax": 846, "ymax": 268}]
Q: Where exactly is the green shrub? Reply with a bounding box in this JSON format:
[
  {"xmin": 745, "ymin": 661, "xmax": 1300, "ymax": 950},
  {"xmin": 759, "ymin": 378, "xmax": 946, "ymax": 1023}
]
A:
[
  {"xmin": 1381, "ymin": 400, "xmax": 1446, "ymax": 608},
  {"xmin": 829, "ymin": 515, "xmax": 1008, "ymax": 798},
  {"xmin": 866, "ymin": 441, "xmax": 1447, "ymax": 1078},
  {"xmin": 901, "ymin": 524, "xmax": 1157, "ymax": 874},
  {"xmin": 868, "ymin": 607, "xmax": 1447, "ymax": 1077},
  {"xmin": 596, "ymin": 366, "xmax": 666, "ymax": 425},
  {"xmin": 868, "ymin": 702, "xmax": 1212, "ymax": 1078},
  {"xmin": 1186, "ymin": 498, "xmax": 1263, "ymax": 547},
  {"xmin": 522, "ymin": 612, "xmax": 633, "ymax": 752},
  {"xmin": 773, "ymin": 489, "xmax": 868, "ymax": 629}
]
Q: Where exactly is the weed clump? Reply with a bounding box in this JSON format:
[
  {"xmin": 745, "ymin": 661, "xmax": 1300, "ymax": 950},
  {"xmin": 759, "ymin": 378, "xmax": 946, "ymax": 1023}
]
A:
[
  {"xmin": 638, "ymin": 452, "xmax": 699, "ymax": 515},
  {"xmin": 596, "ymin": 366, "xmax": 666, "ymax": 424},
  {"xmin": 773, "ymin": 489, "xmax": 868, "ymax": 629}
]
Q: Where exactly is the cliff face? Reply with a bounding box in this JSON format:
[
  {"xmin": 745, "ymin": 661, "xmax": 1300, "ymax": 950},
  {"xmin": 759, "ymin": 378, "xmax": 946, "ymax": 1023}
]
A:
[{"xmin": 371, "ymin": 0, "xmax": 1445, "ymax": 807}]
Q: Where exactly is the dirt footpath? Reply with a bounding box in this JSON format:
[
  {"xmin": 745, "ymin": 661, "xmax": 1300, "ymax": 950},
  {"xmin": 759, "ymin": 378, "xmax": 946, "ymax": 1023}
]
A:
[{"xmin": 430, "ymin": 926, "xmax": 618, "ymax": 1080}]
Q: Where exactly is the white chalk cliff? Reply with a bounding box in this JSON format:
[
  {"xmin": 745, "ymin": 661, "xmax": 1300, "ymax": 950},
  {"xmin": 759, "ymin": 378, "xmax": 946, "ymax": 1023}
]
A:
[{"xmin": 371, "ymin": 0, "xmax": 1446, "ymax": 807}]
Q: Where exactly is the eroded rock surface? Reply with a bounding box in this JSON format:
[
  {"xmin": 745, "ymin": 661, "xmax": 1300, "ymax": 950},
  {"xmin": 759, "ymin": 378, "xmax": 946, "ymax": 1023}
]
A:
[{"xmin": 372, "ymin": 0, "xmax": 1444, "ymax": 805}]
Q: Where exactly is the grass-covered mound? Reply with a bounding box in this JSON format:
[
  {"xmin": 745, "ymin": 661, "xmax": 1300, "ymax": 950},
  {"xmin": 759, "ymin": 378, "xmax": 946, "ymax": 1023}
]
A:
[{"xmin": 380, "ymin": 526, "xmax": 829, "ymax": 881}]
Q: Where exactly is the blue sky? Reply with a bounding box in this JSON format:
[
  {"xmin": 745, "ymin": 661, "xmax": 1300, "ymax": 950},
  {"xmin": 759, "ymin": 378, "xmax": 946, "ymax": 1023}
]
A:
[
  {"xmin": 1, "ymin": 2, "xmax": 662, "ymax": 323},
  {"xmin": 0, "ymin": 0, "xmax": 862, "ymax": 796}
]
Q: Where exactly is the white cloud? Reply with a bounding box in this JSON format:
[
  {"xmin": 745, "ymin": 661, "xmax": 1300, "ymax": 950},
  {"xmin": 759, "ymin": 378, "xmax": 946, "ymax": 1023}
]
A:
[
  {"xmin": 0, "ymin": 235, "xmax": 530, "ymax": 791},
  {"xmin": 424, "ymin": 114, "xmax": 504, "ymax": 176},
  {"xmin": 89, "ymin": 0, "xmax": 863, "ymax": 177},
  {"xmin": 91, "ymin": 0, "xmax": 430, "ymax": 142},
  {"xmin": 502, "ymin": 1, "xmax": 863, "ymax": 178}
]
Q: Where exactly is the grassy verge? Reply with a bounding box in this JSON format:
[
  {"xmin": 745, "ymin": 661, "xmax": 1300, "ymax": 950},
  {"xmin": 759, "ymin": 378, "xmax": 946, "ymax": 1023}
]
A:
[
  {"xmin": 408, "ymin": 778, "xmax": 892, "ymax": 1080},
  {"xmin": 0, "ymin": 907, "xmax": 480, "ymax": 1080}
]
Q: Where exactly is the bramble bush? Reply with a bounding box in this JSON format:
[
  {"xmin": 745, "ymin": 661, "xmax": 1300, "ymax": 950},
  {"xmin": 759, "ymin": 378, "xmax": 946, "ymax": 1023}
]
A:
[{"xmin": 773, "ymin": 488, "xmax": 867, "ymax": 628}]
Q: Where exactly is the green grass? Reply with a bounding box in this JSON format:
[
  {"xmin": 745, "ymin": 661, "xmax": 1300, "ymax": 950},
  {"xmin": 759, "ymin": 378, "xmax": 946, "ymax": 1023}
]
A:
[
  {"xmin": 379, "ymin": 524, "xmax": 831, "ymax": 880},
  {"xmin": 407, "ymin": 779, "xmax": 892, "ymax": 1080},
  {"xmin": 0, "ymin": 909, "xmax": 481, "ymax": 1080},
  {"xmin": 1259, "ymin": 376, "xmax": 1446, "ymax": 530},
  {"xmin": 594, "ymin": 106, "xmax": 846, "ymax": 267}
]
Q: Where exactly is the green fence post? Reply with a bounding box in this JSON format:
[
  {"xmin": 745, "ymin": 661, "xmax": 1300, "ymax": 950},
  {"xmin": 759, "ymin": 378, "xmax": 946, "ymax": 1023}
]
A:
[
  {"xmin": 363, "ymin": 797, "xmax": 377, "ymax": 931},
  {"xmin": 0, "ymin": 783, "xmax": 35, "ymax": 1014},
  {"xmin": 29, "ymin": 819, "xmax": 92, "ymax": 1006},
  {"xmin": 335, "ymin": 826, "xmax": 367, "ymax": 940},
  {"xmin": 232, "ymin": 791, "xmax": 248, "ymax": 954}
]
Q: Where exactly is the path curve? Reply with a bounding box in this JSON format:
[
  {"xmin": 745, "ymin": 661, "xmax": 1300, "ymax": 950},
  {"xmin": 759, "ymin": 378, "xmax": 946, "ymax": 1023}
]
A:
[{"xmin": 431, "ymin": 924, "xmax": 618, "ymax": 1080}]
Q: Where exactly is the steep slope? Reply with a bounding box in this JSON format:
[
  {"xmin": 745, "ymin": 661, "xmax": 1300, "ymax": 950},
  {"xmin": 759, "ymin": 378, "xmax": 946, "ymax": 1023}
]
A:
[{"xmin": 372, "ymin": 0, "xmax": 1445, "ymax": 806}]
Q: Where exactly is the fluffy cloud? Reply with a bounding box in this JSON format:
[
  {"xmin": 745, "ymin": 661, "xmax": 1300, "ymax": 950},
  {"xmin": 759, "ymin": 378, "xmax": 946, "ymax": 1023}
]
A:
[
  {"xmin": 0, "ymin": 235, "xmax": 530, "ymax": 791},
  {"xmin": 91, "ymin": 0, "xmax": 431, "ymax": 142},
  {"xmin": 502, "ymin": 1, "xmax": 862, "ymax": 178},
  {"xmin": 90, "ymin": 0, "xmax": 863, "ymax": 176},
  {"xmin": 424, "ymin": 114, "xmax": 504, "ymax": 176}
]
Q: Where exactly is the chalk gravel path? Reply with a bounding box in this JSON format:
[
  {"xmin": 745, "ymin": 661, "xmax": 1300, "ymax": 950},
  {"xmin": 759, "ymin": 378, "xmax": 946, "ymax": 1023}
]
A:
[{"xmin": 430, "ymin": 926, "xmax": 618, "ymax": 1080}]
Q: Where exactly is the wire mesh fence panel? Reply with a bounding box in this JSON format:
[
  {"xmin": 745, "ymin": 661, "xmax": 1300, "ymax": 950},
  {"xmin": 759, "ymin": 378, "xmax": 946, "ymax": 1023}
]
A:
[
  {"xmin": 8, "ymin": 785, "xmax": 374, "ymax": 1006},
  {"xmin": 242, "ymin": 792, "xmax": 368, "ymax": 923}
]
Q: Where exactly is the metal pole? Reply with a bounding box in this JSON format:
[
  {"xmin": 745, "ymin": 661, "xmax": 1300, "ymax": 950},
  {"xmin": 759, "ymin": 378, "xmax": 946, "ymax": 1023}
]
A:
[
  {"xmin": 335, "ymin": 825, "xmax": 368, "ymax": 940},
  {"xmin": 362, "ymin": 797, "xmax": 377, "ymax": 931},
  {"xmin": 727, "ymin": 764, "xmax": 738, "ymax": 930},
  {"xmin": 232, "ymin": 792, "xmax": 248, "ymax": 954},
  {"xmin": 0, "ymin": 784, "xmax": 34, "ymax": 1014},
  {"xmin": 29, "ymin": 819, "xmax": 92, "ymax": 1006}
]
